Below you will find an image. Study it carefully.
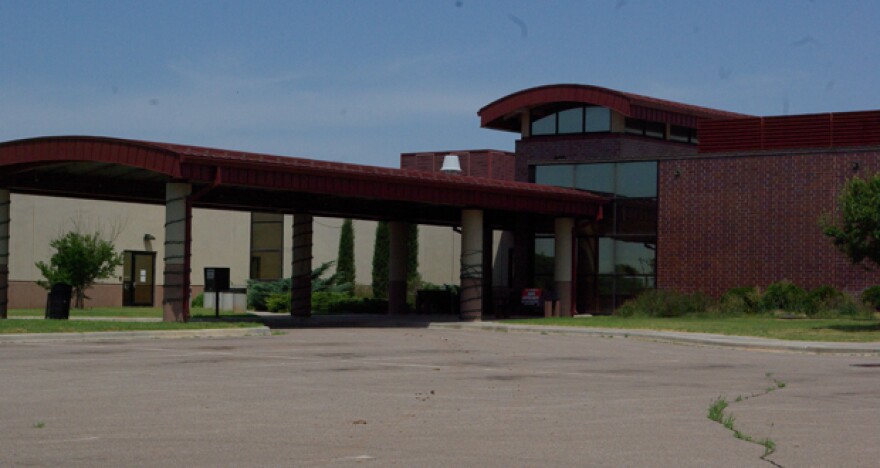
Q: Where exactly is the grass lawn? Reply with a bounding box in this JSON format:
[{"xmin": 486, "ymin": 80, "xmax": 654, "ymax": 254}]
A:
[
  {"xmin": 8, "ymin": 307, "xmax": 242, "ymax": 318},
  {"xmin": 0, "ymin": 319, "xmax": 262, "ymax": 334},
  {"xmin": 503, "ymin": 316, "xmax": 880, "ymax": 342}
]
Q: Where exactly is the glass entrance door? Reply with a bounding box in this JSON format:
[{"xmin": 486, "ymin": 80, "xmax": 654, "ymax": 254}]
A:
[{"xmin": 123, "ymin": 251, "xmax": 156, "ymax": 306}]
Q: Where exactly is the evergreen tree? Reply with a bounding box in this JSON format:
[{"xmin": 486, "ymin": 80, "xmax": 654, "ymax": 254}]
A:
[
  {"xmin": 336, "ymin": 219, "xmax": 355, "ymax": 286},
  {"xmin": 371, "ymin": 221, "xmax": 389, "ymax": 299},
  {"xmin": 407, "ymin": 223, "xmax": 421, "ymax": 296}
]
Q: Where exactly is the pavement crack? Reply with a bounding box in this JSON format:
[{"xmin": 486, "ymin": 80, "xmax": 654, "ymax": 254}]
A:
[{"xmin": 708, "ymin": 373, "xmax": 786, "ymax": 467}]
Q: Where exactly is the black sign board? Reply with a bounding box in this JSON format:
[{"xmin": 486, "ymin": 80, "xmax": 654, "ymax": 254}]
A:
[{"xmin": 204, "ymin": 267, "xmax": 230, "ymax": 292}]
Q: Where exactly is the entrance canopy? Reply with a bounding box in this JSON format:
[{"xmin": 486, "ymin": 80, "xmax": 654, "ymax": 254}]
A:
[{"xmin": 0, "ymin": 136, "xmax": 605, "ymax": 228}]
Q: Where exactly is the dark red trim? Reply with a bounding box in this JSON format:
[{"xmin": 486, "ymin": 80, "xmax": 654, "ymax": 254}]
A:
[
  {"xmin": 699, "ymin": 111, "xmax": 880, "ymax": 153},
  {"xmin": 0, "ymin": 136, "xmax": 607, "ymax": 218},
  {"xmin": 478, "ymin": 84, "xmax": 749, "ymax": 131}
]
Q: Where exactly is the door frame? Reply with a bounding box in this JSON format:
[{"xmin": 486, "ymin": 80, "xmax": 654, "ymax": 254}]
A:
[{"xmin": 122, "ymin": 250, "xmax": 157, "ymax": 307}]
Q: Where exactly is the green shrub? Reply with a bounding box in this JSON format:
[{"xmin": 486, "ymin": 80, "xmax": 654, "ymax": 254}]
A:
[
  {"xmin": 265, "ymin": 292, "xmax": 291, "ymax": 312},
  {"xmin": 327, "ymin": 297, "xmax": 389, "ymax": 314},
  {"xmin": 762, "ymin": 280, "xmax": 809, "ymax": 313},
  {"xmin": 717, "ymin": 286, "xmax": 763, "ymax": 316},
  {"xmin": 247, "ymin": 278, "xmax": 290, "ymax": 311},
  {"xmin": 191, "ymin": 292, "xmax": 204, "ymax": 308},
  {"xmin": 312, "ymin": 291, "xmax": 352, "ymax": 312},
  {"xmin": 246, "ymin": 261, "xmax": 353, "ymax": 311},
  {"xmin": 861, "ymin": 286, "xmax": 880, "ymax": 310},
  {"xmin": 615, "ymin": 289, "xmax": 713, "ymax": 317}
]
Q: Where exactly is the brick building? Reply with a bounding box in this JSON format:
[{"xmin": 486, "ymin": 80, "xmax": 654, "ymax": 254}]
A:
[{"xmin": 468, "ymin": 84, "xmax": 880, "ymax": 314}]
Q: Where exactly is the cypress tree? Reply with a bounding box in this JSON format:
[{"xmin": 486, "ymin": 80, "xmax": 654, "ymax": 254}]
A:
[
  {"xmin": 371, "ymin": 221, "xmax": 389, "ymax": 299},
  {"xmin": 407, "ymin": 223, "xmax": 420, "ymax": 291},
  {"xmin": 336, "ymin": 219, "xmax": 355, "ymax": 286}
]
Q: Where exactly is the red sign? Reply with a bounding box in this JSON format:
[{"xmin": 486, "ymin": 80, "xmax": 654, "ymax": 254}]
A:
[{"xmin": 521, "ymin": 288, "xmax": 542, "ymax": 307}]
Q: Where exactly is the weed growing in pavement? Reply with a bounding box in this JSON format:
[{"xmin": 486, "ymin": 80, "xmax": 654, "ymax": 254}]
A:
[
  {"xmin": 707, "ymin": 374, "xmax": 784, "ymax": 464},
  {"xmin": 33, "ymin": 422, "xmax": 45, "ymax": 429},
  {"xmin": 707, "ymin": 396, "xmax": 728, "ymax": 423}
]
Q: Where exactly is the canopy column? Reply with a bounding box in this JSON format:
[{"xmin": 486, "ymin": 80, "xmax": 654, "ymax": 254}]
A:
[
  {"xmin": 460, "ymin": 209, "xmax": 483, "ymax": 321},
  {"xmin": 0, "ymin": 189, "xmax": 9, "ymax": 319},
  {"xmin": 291, "ymin": 214, "xmax": 313, "ymax": 318},
  {"xmin": 163, "ymin": 182, "xmax": 191, "ymax": 322},
  {"xmin": 388, "ymin": 221, "xmax": 408, "ymax": 315},
  {"xmin": 554, "ymin": 217, "xmax": 574, "ymax": 317}
]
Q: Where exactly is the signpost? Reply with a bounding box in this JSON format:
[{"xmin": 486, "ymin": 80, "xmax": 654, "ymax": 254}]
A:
[{"xmin": 204, "ymin": 267, "xmax": 230, "ymax": 318}]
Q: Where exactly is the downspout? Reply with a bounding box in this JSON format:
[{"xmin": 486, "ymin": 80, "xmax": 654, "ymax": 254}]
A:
[{"xmin": 182, "ymin": 166, "xmax": 222, "ymax": 321}]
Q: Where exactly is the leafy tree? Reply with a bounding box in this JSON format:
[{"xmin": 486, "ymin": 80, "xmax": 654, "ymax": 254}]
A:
[
  {"xmin": 336, "ymin": 219, "xmax": 356, "ymax": 285},
  {"xmin": 371, "ymin": 221, "xmax": 389, "ymax": 299},
  {"xmin": 36, "ymin": 231, "xmax": 123, "ymax": 308},
  {"xmin": 822, "ymin": 174, "xmax": 880, "ymax": 268},
  {"xmin": 406, "ymin": 223, "xmax": 421, "ymax": 299}
]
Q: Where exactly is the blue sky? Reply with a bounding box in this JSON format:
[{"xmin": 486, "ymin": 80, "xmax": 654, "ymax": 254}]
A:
[{"xmin": 2, "ymin": 0, "xmax": 878, "ymax": 167}]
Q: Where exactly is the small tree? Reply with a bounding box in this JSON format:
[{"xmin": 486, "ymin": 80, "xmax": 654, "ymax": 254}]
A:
[
  {"xmin": 371, "ymin": 221, "xmax": 389, "ymax": 299},
  {"xmin": 406, "ymin": 223, "xmax": 421, "ymax": 299},
  {"xmin": 36, "ymin": 231, "xmax": 123, "ymax": 308},
  {"xmin": 336, "ymin": 219, "xmax": 356, "ymax": 286},
  {"xmin": 822, "ymin": 174, "xmax": 880, "ymax": 269}
]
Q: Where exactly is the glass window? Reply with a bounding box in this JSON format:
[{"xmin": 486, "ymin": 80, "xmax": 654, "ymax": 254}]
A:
[
  {"xmin": 574, "ymin": 163, "xmax": 614, "ymax": 194},
  {"xmin": 531, "ymin": 113, "xmax": 556, "ymax": 135},
  {"xmin": 616, "ymin": 162, "xmax": 657, "ymax": 198},
  {"xmin": 585, "ymin": 107, "xmax": 611, "ymax": 132},
  {"xmin": 614, "ymin": 240, "xmax": 655, "ymax": 275},
  {"xmin": 597, "ymin": 238, "xmax": 615, "ymax": 274},
  {"xmin": 625, "ymin": 118, "xmax": 644, "ymax": 135},
  {"xmin": 535, "ymin": 165, "xmax": 573, "ymax": 187},
  {"xmin": 645, "ymin": 121, "xmax": 665, "ymax": 139},
  {"xmin": 557, "ymin": 108, "xmax": 583, "ymax": 134},
  {"xmin": 250, "ymin": 212, "xmax": 284, "ymax": 280},
  {"xmin": 669, "ymin": 125, "xmax": 692, "ymax": 143},
  {"xmin": 534, "ymin": 237, "xmax": 556, "ymax": 290}
]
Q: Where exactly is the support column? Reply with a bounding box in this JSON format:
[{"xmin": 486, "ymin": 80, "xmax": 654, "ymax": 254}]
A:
[
  {"xmin": 460, "ymin": 209, "xmax": 483, "ymax": 321},
  {"xmin": 388, "ymin": 221, "xmax": 408, "ymax": 315},
  {"xmin": 0, "ymin": 189, "xmax": 9, "ymax": 319},
  {"xmin": 163, "ymin": 183, "xmax": 191, "ymax": 322},
  {"xmin": 554, "ymin": 217, "xmax": 574, "ymax": 317},
  {"xmin": 291, "ymin": 214, "xmax": 313, "ymax": 318}
]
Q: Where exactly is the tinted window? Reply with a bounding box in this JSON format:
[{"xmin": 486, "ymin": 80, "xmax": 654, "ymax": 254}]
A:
[
  {"xmin": 557, "ymin": 107, "xmax": 584, "ymax": 134},
  {"xmin": 535, "ymin": 165, "xmax": 573, "ymax": 187},
  {"xmin": 574, "ymin": 163, "xmax": 614, "ymax": 194},
  {"xmin": 616, "ymin": 162, "xmax": 657, "ymax": 198},
  {"xmin": 531, "ymin": 114, "xmax": 556, "ymax": 135},
  {"xmin": 585, "ymin": 107, "xmax": 611, "ymax": 132}
]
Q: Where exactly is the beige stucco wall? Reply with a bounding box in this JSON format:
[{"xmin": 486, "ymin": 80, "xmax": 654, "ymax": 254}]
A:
[{"xmin": 8, "ymin": 194, "xmax": 477, "ymax": 307}]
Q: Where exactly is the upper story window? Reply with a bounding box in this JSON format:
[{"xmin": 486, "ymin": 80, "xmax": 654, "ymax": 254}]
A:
[
  {"xmin": 670, "ymin": 125, "xmax": 699, "ymax": 144},
  {"xmin": 625, "ymin": 118, "xmax": 665, "ymax": 139},
  {"xmin": 531, "ymin": 106, "xmax": 611, "ymax": 136}
]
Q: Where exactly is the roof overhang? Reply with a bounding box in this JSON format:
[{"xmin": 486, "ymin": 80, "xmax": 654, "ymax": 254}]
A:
[
  {"xmin": 0, "ymin": 136, "xmax": 607, "ymax": 229},
  {"xmin": 478, "ymin": 84, "xmax": 750, "ymax": 132}
]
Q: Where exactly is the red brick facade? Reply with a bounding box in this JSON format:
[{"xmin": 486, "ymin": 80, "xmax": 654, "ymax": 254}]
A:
[
  {"xmin": 400, "ymin": 150, "xmax": 515, "ymax": 180},
  {"xmin": 657, "ymin": 150, "xmax": 880, "ymax": 296}
]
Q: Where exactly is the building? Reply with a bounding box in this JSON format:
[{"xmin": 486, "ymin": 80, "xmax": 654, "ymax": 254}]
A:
[
  {"xmin": 2, "ymin": 83, "xmax": 879, "ymax": 319},
  {"xmin": 474, "ymin": 84, "xmax": 880, "ymax": 314}
]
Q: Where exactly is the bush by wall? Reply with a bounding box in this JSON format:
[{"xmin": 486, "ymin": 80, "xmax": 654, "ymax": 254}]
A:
[
  {"xmin": 861, "ymin": 286, "xmax": 880, "ymax": 310},
  {"xmin": 616, "ymin": 282, "xmax": 874, "ymax": 319},
  {"xmin": 615, "ymin": 289, "xmax": 713, "ymax": 317}
]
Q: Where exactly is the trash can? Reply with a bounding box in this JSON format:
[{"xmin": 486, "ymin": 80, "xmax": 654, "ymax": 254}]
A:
[{"xmin": 45, "ymin": 283, "xmax": 73, "ymax": 320}]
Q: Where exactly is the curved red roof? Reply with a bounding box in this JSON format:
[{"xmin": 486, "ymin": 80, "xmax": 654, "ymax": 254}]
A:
[
  {"xmin": 478, "ymin": 84, "xmax": 749, "ymax": 132},
  {"xmin": 0, "ymin": 136, "xmax": 606, "ymax": 225}
]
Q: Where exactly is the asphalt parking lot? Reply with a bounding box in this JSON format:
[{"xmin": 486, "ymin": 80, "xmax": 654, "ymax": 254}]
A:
[{"xmin": 1, "ymin": 327, "xmax": 878, "ymax": 467}]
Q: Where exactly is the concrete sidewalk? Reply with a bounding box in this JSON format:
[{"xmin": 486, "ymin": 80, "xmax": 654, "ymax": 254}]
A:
[{"xmin": 431, "ymin": 321, "xmax": 880, "ymax": 355}]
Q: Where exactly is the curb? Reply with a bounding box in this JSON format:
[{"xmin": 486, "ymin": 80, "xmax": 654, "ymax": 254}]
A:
[
  {"xmin": 428, "ymin": 322, "xmax": 880, "ymax": 355},
  {"xmin": 0, "ymin": 326, "xmax": 272, "ymax": 343}
]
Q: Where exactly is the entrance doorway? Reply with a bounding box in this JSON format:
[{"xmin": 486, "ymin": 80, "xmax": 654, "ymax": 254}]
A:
[{"xmin": 123, "ymin": 251, "xmax": 156, "ymax": 306}]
